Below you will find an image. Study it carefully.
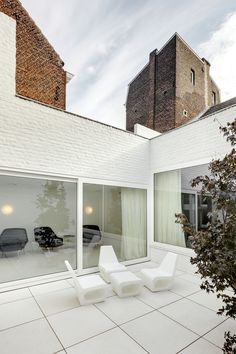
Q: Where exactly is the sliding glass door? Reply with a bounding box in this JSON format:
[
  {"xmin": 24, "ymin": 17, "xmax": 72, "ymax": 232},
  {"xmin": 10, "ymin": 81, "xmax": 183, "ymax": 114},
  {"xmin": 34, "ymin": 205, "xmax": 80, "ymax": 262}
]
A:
[
  {"xmin": 83, "ymin": 183, "xmax": 147, "ymax": 268},
  {"xmin": 0, "ymin": 174, "xmax": 147, "ymax": 284}
]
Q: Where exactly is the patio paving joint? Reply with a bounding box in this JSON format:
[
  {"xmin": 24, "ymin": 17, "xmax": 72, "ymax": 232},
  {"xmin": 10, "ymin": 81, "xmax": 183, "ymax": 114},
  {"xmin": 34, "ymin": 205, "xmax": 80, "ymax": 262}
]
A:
[
  {"xmin": 29, "ymin": 288, "xmax": 66, "ymax": 351},
  {"xmin": 94, "ymin": 302, "xmax": 151, "ymax": 353}
]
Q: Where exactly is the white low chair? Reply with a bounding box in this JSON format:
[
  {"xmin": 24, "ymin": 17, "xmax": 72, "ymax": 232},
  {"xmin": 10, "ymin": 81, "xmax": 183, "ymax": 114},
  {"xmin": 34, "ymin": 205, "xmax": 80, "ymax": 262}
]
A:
[
  {"xmin": 98, "ymin": 245, "xmax": 126, "ymax": 283},
  {"xmin": 140, "ymin": 252, "xmax": 178, "ymax": 292},
  {"xmin": 64, "ymin": 260, "xmax": 108, "ymax": 305}
]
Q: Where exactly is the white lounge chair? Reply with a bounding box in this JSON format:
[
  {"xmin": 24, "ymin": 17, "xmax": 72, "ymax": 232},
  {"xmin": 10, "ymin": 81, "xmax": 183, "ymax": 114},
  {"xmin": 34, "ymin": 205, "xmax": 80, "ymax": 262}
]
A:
[
  {"xmin": 98, "ymin": 245, "xmax": 126, "ymax": 283},
  {"xmin": 65, "ymin": 260, "xmax": 108, "ymax": 305},
  {"xmin": 140, "ymin": 252, "xmax": 178, "ymax": 292}
]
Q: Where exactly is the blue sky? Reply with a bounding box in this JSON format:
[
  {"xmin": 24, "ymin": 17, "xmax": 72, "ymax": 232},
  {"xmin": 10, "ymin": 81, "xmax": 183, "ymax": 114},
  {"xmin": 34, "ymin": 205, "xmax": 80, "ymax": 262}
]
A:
[{"xmin": 21, "ymin": 0, "xmax": 236, "ymax": 129}]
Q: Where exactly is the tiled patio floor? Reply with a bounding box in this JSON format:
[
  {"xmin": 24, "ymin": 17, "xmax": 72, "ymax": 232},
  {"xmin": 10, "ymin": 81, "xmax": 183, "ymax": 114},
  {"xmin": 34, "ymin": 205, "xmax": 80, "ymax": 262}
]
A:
[{"xmin": 0, "ymin": 261, "xmax": 234, "ymax": 354}]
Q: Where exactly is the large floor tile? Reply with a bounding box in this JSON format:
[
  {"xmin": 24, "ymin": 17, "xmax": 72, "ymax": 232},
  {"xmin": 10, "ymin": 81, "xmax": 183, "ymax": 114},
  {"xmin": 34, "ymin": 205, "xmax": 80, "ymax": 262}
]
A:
[
  {"xmin": 0, "ymin": 288, "xmax": 32, "ymax": 305},
  {"xmin": 187, "ymin": 290, "xmax": 225, "ymax": 312},
  {"xmin": 0, "ymin": 297, "xmax": 43, "ymax": 330},
  {"xmin": 0, "ymin": 318, "xmax": 62, "ymax": 354},
  {"xmin": 35, "ymin": 287, "xmax": 79, "ymax": 315},
  {"xmin": 48, "ymin": 305, "xmax": 115, "ymax": 347},
  {"xmin": 179, "ymin": 338, "xmax": 221, "ymax": 353},
  {"xmin": 176, "ymin": 256, "xmax": 198, "ymax": 274},
  {"xmin": 121, "ymin": 310, "xmax": 198, "ymax": 354},
  {"xmin": 204, "ymin": 318, "xmax": 236, "ymax": 348},
  {"xmin": 30, "ymin": 280, "xmax": 71, "ymax": 296},
  {"xmin": 159, "ymin": 298, "xmax": 225, "ymax": 336},
  {"xmin": 95, "ymin": 295, "xmax": 153, "ymax": 325},
  {"xmin": 177, "ymin": 273, "xmax": 202, "ymax": 286},
  {"xmin": 170, "ymin": 278, "xmax": 201, "ymax": 297},
  {"xmin": 66, "ymin": 327, "xmax": 147, "ymax": 354},
  {"xmin": 136, "ymin": 287, "xmax": 182, "ymax": 309}
]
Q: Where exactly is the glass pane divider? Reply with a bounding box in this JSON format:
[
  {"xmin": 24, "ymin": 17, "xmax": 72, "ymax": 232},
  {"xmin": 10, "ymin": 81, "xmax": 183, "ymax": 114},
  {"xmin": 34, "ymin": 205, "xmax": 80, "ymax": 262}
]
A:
[{"xmin": 77, "ymin": 179, "xmax": 83, "ymax": 272}]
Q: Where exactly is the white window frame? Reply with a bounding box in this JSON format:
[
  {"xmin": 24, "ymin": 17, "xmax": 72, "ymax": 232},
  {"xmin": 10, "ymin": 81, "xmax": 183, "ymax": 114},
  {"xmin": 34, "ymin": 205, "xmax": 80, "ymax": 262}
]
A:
[
  {"xmin": 151, "ymin": 161, "xmax": 211, "ymax": 257},
  {"xmin": 79, "ymin": 177, "xmax": 150, "ymax": 276},
  {"xmin": 0, "ymin": 170, "xmax": 150, "ymax": 292}
]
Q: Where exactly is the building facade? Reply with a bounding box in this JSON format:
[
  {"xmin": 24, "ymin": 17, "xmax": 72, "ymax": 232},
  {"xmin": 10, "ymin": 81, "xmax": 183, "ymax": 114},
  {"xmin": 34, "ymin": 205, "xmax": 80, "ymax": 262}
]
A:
[
  {"xmin": 126, "ymin": 33, "xmax": 220, "ymax": 133},
  {"xmin": 0, "ymin": 9, "xmax": 235, "ymax": 290}
]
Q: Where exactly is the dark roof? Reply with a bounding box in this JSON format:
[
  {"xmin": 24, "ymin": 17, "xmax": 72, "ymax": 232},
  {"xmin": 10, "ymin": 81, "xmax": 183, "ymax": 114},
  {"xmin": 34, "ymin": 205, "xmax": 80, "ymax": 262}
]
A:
[{"xmin": 200, "ymin": 97, "xmax": 236, "ymax": 118}]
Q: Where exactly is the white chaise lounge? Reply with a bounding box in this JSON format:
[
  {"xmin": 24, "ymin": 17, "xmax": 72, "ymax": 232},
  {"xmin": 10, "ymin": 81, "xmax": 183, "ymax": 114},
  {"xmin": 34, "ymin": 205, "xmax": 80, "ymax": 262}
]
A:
[
  {"xmin": 140, "ymin": 252, "xmax": 178, "ymax": 292},
  {"xmin": 98, "ymin": 245, "xmax": 126, "ymax": 283},
  {"xmin": 65, "ymin": 260, "xmax": 108, "ymax": 305}
]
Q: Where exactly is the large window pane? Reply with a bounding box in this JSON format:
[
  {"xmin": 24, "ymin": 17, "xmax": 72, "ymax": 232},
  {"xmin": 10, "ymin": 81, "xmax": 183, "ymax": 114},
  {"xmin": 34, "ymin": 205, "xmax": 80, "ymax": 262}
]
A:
[
  {"xmin": 154, "ymin": 164, "xmax": 212, "ymax": 248},
  {"xmin": 0, "ymin": 175, "xmax": 77, "ymax": 283},
  {"xmin": 154, "ymin": 170, "xmax": 185, "ymax": 247},
  {"xmin": 83, "ymin": 183, "xmax": 147, "ymax": 268}
]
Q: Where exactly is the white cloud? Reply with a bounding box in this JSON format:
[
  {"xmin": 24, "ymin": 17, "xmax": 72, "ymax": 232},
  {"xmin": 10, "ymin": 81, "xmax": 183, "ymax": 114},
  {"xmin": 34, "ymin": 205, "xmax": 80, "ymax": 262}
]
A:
[{"xmin": 198, "ymin": 12, "xmax": 236, "ymax": 101}]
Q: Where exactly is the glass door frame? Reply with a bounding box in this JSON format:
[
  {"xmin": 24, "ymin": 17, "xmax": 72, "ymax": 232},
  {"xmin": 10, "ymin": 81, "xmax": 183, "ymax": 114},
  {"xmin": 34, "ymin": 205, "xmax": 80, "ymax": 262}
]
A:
[
  {"xmin": 181, "ymin": 189, "xmax": 198, "ymax": 232},
  {"xmin": 78, "ymin": 177, "xmax": 150, "ymax": 276},
  {"xmin": 0, "ymin": 171, "xmax": 150, "ymax": 292}
]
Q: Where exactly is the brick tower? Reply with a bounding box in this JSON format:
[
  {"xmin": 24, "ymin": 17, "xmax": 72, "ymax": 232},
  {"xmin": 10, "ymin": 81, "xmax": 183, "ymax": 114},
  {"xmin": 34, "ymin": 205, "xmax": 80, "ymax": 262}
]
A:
[{"xmin": 126, "ymin": 33, "xmax": 220, "ymax": 133}]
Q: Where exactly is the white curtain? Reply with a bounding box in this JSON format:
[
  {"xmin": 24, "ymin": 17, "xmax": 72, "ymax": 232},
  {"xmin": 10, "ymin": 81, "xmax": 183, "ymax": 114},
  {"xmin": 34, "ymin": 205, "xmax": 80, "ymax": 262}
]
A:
[
  {"xmin": 154, "ymin": 170, "xmax": 185, "ymax": 247},
  {"xmin": 121, "ymin": 188, "xmax": 147, "ymax": 260}
]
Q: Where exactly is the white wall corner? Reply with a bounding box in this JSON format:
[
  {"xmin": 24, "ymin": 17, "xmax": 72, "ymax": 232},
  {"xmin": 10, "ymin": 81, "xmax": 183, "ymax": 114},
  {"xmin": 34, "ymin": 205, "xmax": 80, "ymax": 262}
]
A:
[
  {"xmin": 134, "ymin": 123, "xmax": 161, "ymax": 139},
  {"xmin": 0, "ymin": 12, "xmax": 16, "ymax": 98}
]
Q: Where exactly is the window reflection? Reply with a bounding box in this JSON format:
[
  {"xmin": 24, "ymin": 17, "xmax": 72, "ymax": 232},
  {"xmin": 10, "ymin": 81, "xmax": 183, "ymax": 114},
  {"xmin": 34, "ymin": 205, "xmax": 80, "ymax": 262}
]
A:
[
  {"xmin": 154, "ymin": 164, "xmax": 212, "ymax": 248},
  {"xmin": 0, "ymin": 175, "xmax": 77, "ymax": 283},
  {"xmin": 83, "ymin": 184, "xmax": 147, "ymax": 268}
]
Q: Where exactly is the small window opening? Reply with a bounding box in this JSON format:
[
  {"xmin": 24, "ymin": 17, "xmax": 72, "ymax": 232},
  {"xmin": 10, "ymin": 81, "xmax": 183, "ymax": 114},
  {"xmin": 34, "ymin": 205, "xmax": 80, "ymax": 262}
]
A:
[
  {"xmin": 54, "ymin": 86, "xmax": 60, "ymax": 101},
  {"xmin": 190, "ymin": 69, "xmax": 195, "ymax": 85},
  {"xmin": 183, "ymin": 110, "xmax": 188, "ymax": 117},
  {"xmin": 212, "ymin": 91, "xmax": 216, "ymax": 105}
]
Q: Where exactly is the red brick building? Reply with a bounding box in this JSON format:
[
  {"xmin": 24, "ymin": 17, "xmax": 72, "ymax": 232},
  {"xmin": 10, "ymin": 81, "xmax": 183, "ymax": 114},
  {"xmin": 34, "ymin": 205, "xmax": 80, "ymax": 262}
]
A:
[
  {"xmin": 0, "ymin": 0, "xmax": 67, "ymax": 109},
  {"xmin": 126, "ymin": 33, "xmax": 220, "ymax": 133}
]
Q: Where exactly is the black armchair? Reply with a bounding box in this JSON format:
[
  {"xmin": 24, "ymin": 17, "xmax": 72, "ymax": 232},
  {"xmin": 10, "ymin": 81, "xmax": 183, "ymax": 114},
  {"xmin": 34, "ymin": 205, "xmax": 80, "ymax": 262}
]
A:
[
  {"xmin": 0, "ymin": 228, "xmax": 28, "ymax": 252},
  {"xmin": 34, "ymin": 226, "xmax": 63, "ymax": 249}
]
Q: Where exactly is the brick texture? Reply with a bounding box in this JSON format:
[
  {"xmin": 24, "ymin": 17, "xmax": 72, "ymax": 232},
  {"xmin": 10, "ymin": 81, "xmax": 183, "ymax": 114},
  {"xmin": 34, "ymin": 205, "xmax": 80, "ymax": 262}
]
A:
[
  {"xmin": 0, "ymin": 0, "xmax": 66, "ymax": 109},
  {"xmin": 126, "ymin": 64, "xmax": 150, "ymax": 131},
  {"xmin": 154, "ymin": 36, "xmax": 176, "ymax": 132},
  {"xmin": 126, "ymin": 34, "xmax": 220, "ymax": 133}
]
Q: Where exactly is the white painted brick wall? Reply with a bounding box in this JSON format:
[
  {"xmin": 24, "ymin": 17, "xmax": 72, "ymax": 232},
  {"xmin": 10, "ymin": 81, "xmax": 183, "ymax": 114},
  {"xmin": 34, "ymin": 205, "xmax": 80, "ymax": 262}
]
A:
[
  {"xmin": 134, "ymin": 124, "xmax": 161, "ymax": 139},
  {"xmin": 0, "ymin": 12, "xmax": 16, "ymax": 97},
  {"xmin": 150, "ymin": 107, "xmax": 236, "ymax": 173},
  {"xmin": 0, "ymin": 96, "xmax": 150, "ymax": 184},
  {"xmin": 0, "ymin": 12, "xmax": 150, "ymax": 185}
]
